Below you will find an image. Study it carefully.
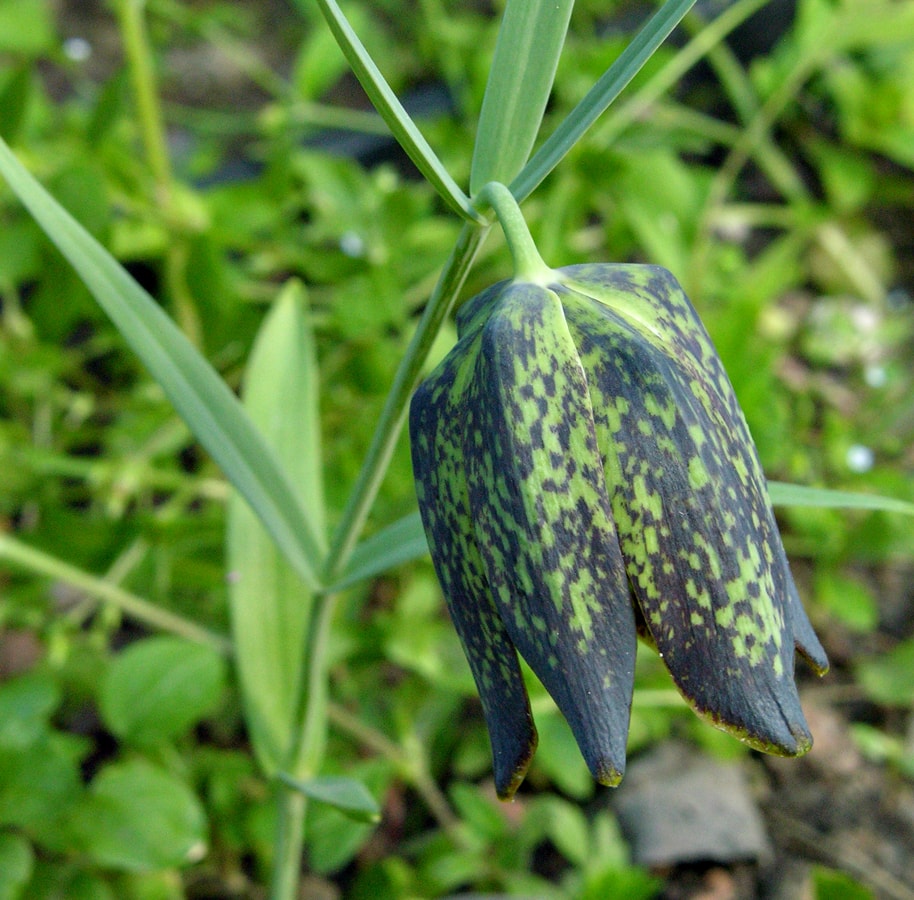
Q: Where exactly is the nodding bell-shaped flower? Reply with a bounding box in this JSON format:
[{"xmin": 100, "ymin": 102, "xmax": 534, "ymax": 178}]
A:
[{"xmin": 409, "ymin": 187, "xmax": 828, "ymax": 800}]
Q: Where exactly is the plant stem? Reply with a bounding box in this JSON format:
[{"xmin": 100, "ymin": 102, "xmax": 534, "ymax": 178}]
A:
[
  {"xmin": 0, "ymin": 534, "xmax": 231, "ymax": 653},
  {"xmin": 268, "ymin": 588, "xmax": 338, "ymax": 899},
  {"xmin": 116, "ymin": 0, "xmax": 173, "ymax": 194},
  {"xmin": 327, "ymin": 702, "xmax": 466, "ymax": 842},
  {"xmin": 475, "ymin": 182, "xmax": 554, "ymax": 284},
  {"xmin": 268, "ymin": 786, "xmax": 307, "ymax": 900},
  {"xmin": 271, "ymin": 196, "xmax": 492, "ymax": 900},
  {"xmin": 323, "ymin": 221, "xmax": 490, "ymax": 582},
  {"xmin": 115, "ymin": 0, "xmax": 202, "ymax": 345}
]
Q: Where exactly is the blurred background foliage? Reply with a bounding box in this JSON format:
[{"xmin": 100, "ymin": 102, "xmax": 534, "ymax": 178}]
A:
[{"xmin": 0, "ymin": 0, "xmax": 913, "ymax": 897}]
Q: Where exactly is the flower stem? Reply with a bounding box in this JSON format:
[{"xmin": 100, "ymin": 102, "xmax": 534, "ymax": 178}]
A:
[
  {"xmin": 268, "ymin": 787, "xmax": 307, "ymax": 900},
  {"xmin": 323, "ymin": 221, "xmax": 490, "ymax": 582},
  {"xmin": 474, "ymin": 182, "xmax": 554, "ymax": 284},
  {"xmin": 267, "ymin": 587, "xmax": 338, "ymax": 899}
]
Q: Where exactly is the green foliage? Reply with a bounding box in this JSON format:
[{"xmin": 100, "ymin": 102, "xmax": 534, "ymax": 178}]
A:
[
  {"xmin": 0, "ymin": 0, "xmax": 912, "ymax": 896},
  {"xmin": 99, "ymin": 636, "xmax": 227, "ymax": 745},
  {"xmin": 68, "ymin": 759, "xmax": 208, "ymax": 872},
  {"xmin": 227, "ymin": 282, "xmax": 322, "ymax": 775}
]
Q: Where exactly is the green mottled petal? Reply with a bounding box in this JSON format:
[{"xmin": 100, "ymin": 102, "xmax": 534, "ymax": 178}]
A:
[
  {"xmin": 559, "ymin": 264, "xmax": 823, "ymax": 755},
  {"xmin": 456, "ymin": 279, "xmax": 512, "ymax": 340},
  {"xmin": 409, "ymin": 330, "xmax": 537, "ymax": 799},
  {"xmin": 782, "ymin": 545, "xmax": 829, "ymax": 676},
  {"xmin": 463, "ymin": 282, "xmax": 637, "ymax": 785}
]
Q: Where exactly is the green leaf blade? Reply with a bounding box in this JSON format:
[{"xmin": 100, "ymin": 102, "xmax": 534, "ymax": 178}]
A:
[
  {"xmin": 511, "ymin": 0, "xmax": 697, "ymax": 202},
  {"xmin": 328, "ymin": 511, "xmax": 429, "ymax": 593},
  {"xmin": 279, "ymin": 773, "xmax": 380, "ymax": 823},
  {"xmin": 0, "ymin": 832, "xmax": 33, "ymax": 898},
  {"xmin": 312, "ymin": 0, "xmax": 479, "ymax": 223},
  {"xmin": 0, "ymin": 137, "xmax": 325, "ymax": 592},
  {"xmin": 768, "ymin": 481, "xmax": 914, "ymax": 516},
  {"xmin": 470, "ymin": 0, "xmax": 575, "ymax": 194},
  {"xmin": 228, "ymin": 283, "xmax": 323, "ymax": 775},
  {"xmin": 99, "ymin": 637, "xmax": 227, "ymax": 745},
  {"xmin": 71, "ymin": 760, "xmax": 207, "ymax": 872}
]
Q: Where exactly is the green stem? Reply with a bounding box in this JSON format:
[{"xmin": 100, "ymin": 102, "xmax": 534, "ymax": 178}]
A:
[
  {"xmin": 115, "ymin": 0, "xmax": 202, "ymax": 345},
  {"xmin": 268, "ymin": 786, "xmax": 307, "ymax": 900},
  {"xmin": 290, "ymin": 596, "xmax": 338, "ymax": 777},
  {"xmin": 323, "ymin": 221, "xmax": 490, "ymax": 582},
  {"xmin": 474, "ymin": 182, "xmax": 554, "ymax": 284},
  {"xmin": 327, "ymin": 702, "xmax": 465, "ymax": 843},
  {"xmin": 268, "ymin": 589, "xmax": 338, "ymax": 899},
  {"xmin": 0, "ymin": 533, "xmax": 231, "ymax": 653},
  {"xmin": 116, "ymin": 0, "xmax": 173, "ymax": 192}
]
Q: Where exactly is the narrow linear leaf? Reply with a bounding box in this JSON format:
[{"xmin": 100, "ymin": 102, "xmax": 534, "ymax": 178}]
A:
[
  {"xmin": 0, "ymin": 137, "xmax": 325, "ymax": 591},
  {"xmin": 470, "ymin": 0, "xmax": 574, "ymax": 194},
  {"xmin": 768, "ymin": 481, "xmax": 914, "ymax": 517},
  {"xmin": 229, "ymin": 283, "xmax": 322, "ymax": 775},
  {"xmin": 327, "ymin": 511, "xmax": 429, "ymax": 593},
  {"xmin": 278, "ymin": 773, "xmax": 380, "ymax": 823},
  {"xmin": 312, "ymin": 0, "xmax": 480, "ymax": 223},
  {"xmin": 511, "ymin": 0, "xmax": 697, "ymax": 202}
]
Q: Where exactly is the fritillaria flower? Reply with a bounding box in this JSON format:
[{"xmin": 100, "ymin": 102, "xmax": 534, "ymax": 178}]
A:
[{"xmin": 410, "ymin": 260, "xmax": 828, "ymax": 800}]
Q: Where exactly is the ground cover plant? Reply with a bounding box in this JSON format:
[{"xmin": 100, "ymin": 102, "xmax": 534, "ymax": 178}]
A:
[{"xmin": 1, "ymin": 0, "xmax": 913, "ymax": 897}]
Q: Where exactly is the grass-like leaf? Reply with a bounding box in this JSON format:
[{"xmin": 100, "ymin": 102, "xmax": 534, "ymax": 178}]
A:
[
  {"xmin": 768, "ymin": 482, "xmax": 914, "ymax": 517},
  {"xmin": 470, "ymin": 0, "xmax": 574, "ymax": 195},
  {"xmin": 228, "ymin": 282, "xmax": 323, "ymax": 774},
  {"xmin": 327, "ymin": 511, "xmax": 430, "ymax": 594},
  {"xmin": 511, "ymin": 0, "xmax": 697, "ymax": 202},
  {"xmin": 312, "ymin": 0, "xmax": 481, "ymax": 224},
  {"xmin": 278, "ymin": 773, "xmax": 380, "ymax": 823},
  {"xmin": 0, "ymin": 137, "xmax": 325, "ymax": 591}
]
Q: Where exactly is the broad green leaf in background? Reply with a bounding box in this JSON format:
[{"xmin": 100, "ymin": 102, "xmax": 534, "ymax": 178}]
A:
[
  {"xmin": 812, "ymin": 866, "xmax": 875, "ymax": 900},
  {"xmin": 470, "ymin": 0, "xmax": 575, "ymax": 194},
  {"xmin": 228, "ymin": 283, "xmax": 324, "ymax": 775},
  {"xmin": 278, "ymin": 773, "xmax": 381, "ymax": 823},
  {"xmin": 0, "ymin": 832, "xmax": 33, "ymax": 900},
  {"xmin": 0, "ymin": 672, "xmax": 59, "ymax": 750},
  {"xmin": 69, "ymin": 759, "xmax": 207, "ymax": 873},
  {"xmin": 0, "ymin": 65, "xmax": 33, "ymax": 144},
  {"xmin": 0, "ymin": 687, "xmax": 83, "ymax": 842},
  {"xmin": 0, "ymin": 0, "xmax": 55, "ymax": 56},
  {"xmin": 856, "ymin": 637, "xmax": 914, "ymax": 708},
  {"xmin": 0, "ymin": 137, "xmax": 325, "ymax": 592},
  {"xmin": 99, "ymin": 636, "xmax": 227, "ymax": 745}
]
